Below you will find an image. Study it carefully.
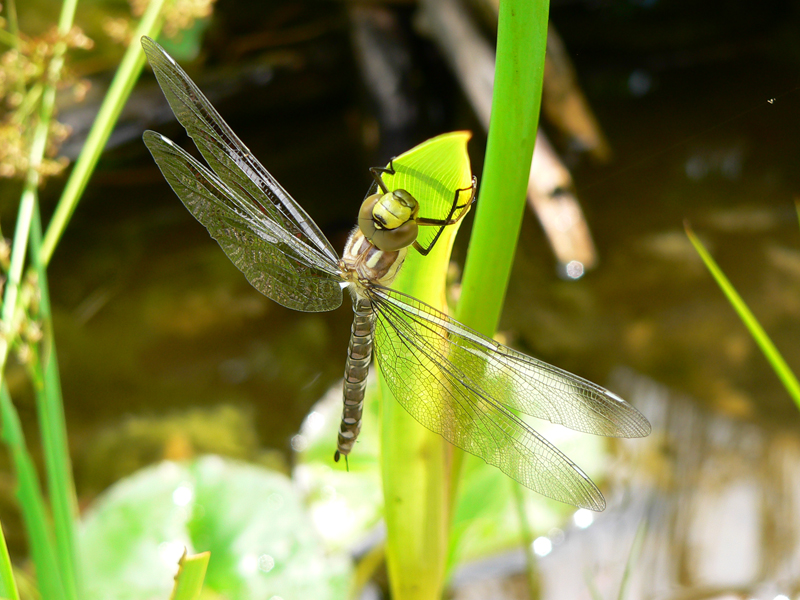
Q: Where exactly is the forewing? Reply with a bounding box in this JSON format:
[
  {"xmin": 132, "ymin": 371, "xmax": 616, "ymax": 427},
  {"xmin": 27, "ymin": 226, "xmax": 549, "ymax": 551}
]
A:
[
  {"xmin": 144, "ymin": 131, "xmax": 343, "ymax": 312},
  {"xmin": 370, "ymin": 287, "xmax": 613, "ymax": 510},
  {"xmin": 141, "ymin": 36, "xmax": 339, "ymax": 266}
]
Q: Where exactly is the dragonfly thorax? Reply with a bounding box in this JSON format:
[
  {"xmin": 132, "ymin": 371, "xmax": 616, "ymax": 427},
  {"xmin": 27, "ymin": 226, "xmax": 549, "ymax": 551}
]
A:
[
  {"xmin": 341, "ymin": 227, "xmax": 407, "ymax": 291},
  {"xmin": 358, "ymin": 189, "xmax": 420, "ymax": 252}
]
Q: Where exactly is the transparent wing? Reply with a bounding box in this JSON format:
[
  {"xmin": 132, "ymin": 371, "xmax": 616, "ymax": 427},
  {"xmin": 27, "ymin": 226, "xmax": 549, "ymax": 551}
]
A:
[
  {"xmin": 141, "ymin": 36, "xmax": 340, "ymax": 267},
  {"xmin": 370, "ymin": 287, "xmax": 651, "ymax": 510},
  {"xmin": 144, "ymin": 131, "xmax": 344, "ymax": 312}
]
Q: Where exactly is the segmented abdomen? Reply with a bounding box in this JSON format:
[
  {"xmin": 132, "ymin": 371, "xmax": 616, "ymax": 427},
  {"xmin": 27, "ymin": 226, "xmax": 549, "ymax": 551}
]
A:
[{"xmin": 336, "ymin": 297, "xmax": 376, "ymax": 460}]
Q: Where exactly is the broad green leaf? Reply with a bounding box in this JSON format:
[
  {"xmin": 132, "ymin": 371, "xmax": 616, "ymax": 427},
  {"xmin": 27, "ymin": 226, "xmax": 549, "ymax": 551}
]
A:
[
  {"xmin": 80, "ymin": 457, "xmax": 351, "ymax": 600},
  {"xmin": 377, "ymin": 132, "xmax": 473, "ymax": 600}
]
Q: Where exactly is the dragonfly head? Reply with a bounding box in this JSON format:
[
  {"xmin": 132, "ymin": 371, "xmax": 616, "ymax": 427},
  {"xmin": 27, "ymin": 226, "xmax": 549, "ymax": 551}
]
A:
[{"xmin": 358, "ymin": 189, "xmax": 420, "ymax": 252}]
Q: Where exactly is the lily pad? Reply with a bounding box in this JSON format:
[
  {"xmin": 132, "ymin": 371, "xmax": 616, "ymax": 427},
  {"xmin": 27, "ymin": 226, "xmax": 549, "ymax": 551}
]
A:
[{"xmin": 80, "ymin": 456, "xmax": 351, "ymax": 600}]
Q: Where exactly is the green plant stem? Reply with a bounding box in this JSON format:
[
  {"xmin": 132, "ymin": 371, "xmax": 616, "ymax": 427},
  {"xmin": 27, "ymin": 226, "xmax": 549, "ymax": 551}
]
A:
[
  {"xmin": 451, "ymin": 0, "xmax": 549, "ymax": 511},
  {"xmin": 0, "ymin": 185, "xmax": 35, "ymax": 377},
  {"xmin": 349, "ymin": 541, "xmax": 385, "ymax": 600},
  {"xmin": 13, "ymin": 83, "xmax": 44, "ymax": 125},
  {"xmin": 40, "ymin": 0, "xmax": 168, "ymax": 265},
  {"xmin": 0, "ymin": 519, "xmax": 20, "ymax": 600},
  {"xmin": 0, "ymin": 0, "xmax": 77, "ymax": 420},
  {"xmin": 0, "ymin": 27, "xmax": 21, "ymax": 48},
  {"xmin": 380, "ymin": 237, "xmax": 452, "ymax": 600},
  {"xmin": 0, "ymin": 383, "xmax": 66, "ymax": 600},
  {"xmin": 686, "ymin": 224, "xmax": 800, "ymax": 409},
  {"xmin": 55, "ymin": 0, "xmax": 78, "ymax": 36},
  {"xmin": 30, "ymin": 201, "xmax": 80, "ymax": 598},
  {"xmin": 456, "ymin": 0, "xmax": 548, "ymax": 333},
  {"xmin": 5, "ymin": 0, "xmax": 19, "ymax": 45}
]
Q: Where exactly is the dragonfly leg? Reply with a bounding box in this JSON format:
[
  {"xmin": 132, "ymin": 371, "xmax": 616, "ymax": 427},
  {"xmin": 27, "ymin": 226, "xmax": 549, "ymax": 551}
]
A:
[
  {"xmin": 369, "ymin": 158, "xmax": 397, "ymax": 194},
  {"xmin": 332, "ymin": 450, "xmax": 352, "ymax": 472},
  {"xmin": 413, "ymin": 176, "xmax": 478, "ymax": 255}
]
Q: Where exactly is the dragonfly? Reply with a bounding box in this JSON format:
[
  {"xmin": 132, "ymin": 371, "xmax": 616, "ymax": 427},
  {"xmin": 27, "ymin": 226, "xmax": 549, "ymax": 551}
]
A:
[{"xmin": 141, "ymin": 36, "xmax": 650, "ymax": 511}]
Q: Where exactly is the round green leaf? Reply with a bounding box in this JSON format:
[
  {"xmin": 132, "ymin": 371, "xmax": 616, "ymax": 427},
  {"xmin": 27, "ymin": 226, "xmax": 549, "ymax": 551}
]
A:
[{"xmin": 80, "ymin": 457, "xmax": 351, "ymax": 600}]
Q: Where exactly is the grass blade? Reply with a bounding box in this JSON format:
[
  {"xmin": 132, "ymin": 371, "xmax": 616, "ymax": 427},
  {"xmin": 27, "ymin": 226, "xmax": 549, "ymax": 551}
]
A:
[
  {"xmin": 0, "ymin": 0, "xmax": 79, "ymax": 594},
  {"xmin": 0, "ymin": 519, "xmax": 20, "ymax": 600},
  {"xmin": 39, "ymin": 0, "xmax": 168, "ymax": 265},
  {"xmin": 685, "ymin": 223, "xmax": 800, "ymax": 409},
  {"xmin": 29, "ymin": 202, "xmax": 81, "ymax": 597},
  {"xmin": 169, "ymin": 551, "xmax": 210, "ymax": 600},
  {"xmin": 0, "ymin": 0, "xmax": 79, "ymax": 371},
  {"xmin": 0, "ymin": 2, "xmax": 168, "ymax": 589},
  {"xmin": 0, "ymin": 383, "xmax": 66, "ymax": 600},
  {"xmin": 0, "ymin": 183, "xmax": 35, "ymax": 382},
  {"xmin": 617, "ymin": 519, "xmax": 647, "ymax": 600}
]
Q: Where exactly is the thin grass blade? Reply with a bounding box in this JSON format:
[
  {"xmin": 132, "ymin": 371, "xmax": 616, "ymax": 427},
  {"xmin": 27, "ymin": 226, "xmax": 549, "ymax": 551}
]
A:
[
  {"xmin": 168, "ymin": 551, "xmax": 210, "ymax": 600},
  {"xmin": 39, "ymin": 0, "xmax": 168, "ymax": 265},
  {"xmin": 0, "ymin": 383, "xmax": 66, "ymax": 600},
  {"xmin": 686, "ymin": 223, "xmax": 800, "ymax": 409},
  {"xmin": 0, "ymin": 518, "xmax": 20, "ymax": 600},
  {"xmin": 29, "ymin": 203, "xmax": 80, "ymax": 597},
  {"xmin": 617, "ymin": 519, "xmax": 647, "ymax": 600}
]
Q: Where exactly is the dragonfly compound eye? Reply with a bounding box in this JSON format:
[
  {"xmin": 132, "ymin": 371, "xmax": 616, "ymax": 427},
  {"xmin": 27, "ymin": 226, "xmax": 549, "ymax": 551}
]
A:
[
  {"xmin": 358, "ymin": 190, "xmax": 420, "ymax": 251},
  {"xmin": 374, "ymin": 190, "xmax": 419, "ymax": 229}
]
